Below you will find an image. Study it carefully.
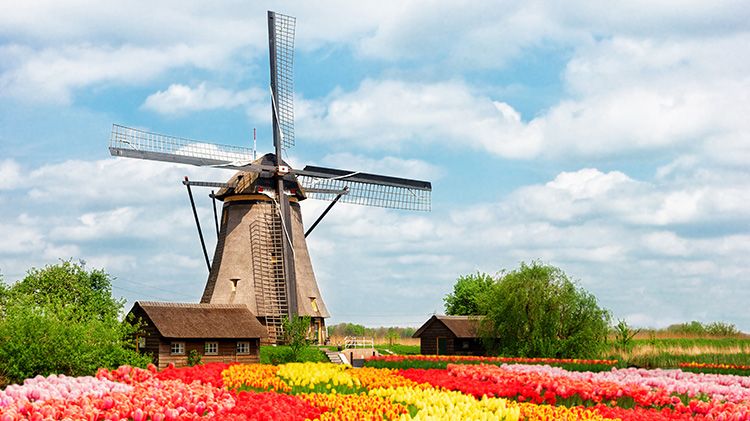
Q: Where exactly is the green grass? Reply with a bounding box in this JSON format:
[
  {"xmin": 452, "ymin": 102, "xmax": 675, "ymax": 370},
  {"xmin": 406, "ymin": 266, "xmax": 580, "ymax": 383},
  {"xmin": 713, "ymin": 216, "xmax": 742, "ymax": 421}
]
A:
[{"xmin": 374, "ymin": 344, "xmax": 420, "ymax": 355}]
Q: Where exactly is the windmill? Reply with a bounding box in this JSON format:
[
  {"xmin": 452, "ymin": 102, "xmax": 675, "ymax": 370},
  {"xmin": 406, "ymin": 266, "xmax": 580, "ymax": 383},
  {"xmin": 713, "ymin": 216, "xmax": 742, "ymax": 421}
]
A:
[{"xmin": 109, "ymin": 11, "xmax": 432, "ymax": 343}]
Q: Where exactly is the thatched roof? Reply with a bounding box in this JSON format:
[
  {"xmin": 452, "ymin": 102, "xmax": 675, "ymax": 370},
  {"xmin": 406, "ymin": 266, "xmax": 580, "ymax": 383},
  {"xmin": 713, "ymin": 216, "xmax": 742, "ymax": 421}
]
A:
[
  {"xmin": 413, "ymin": 315, "xmax": 482, "ymax": 338},
  {"xmin": 130, "ymin": 301, "xmax": 268, "ymax": 339}
]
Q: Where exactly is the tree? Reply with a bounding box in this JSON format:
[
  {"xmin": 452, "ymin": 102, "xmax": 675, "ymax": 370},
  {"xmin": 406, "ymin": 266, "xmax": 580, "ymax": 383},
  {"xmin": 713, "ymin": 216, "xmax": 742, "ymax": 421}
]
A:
[
  {"xmin": 479, "ymin": 261, "xmax": 611, "ymax": 359},
  {"xmin": 0, "ymin": 261, "xmax": 150, "ymax": 385},
  {"xmin": 283, "ymin": 315, "xmax": 312, "ymax": 362},
  {"xmin": 443, "ymin": 272, "xmax": 495, "ymax": 315}
]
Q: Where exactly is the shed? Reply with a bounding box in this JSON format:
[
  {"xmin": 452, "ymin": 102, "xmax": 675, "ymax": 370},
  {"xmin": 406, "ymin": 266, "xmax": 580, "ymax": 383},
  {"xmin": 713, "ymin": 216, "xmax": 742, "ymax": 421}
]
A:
[
  {"xmin": 127, "ymin": 301, "xmax": 268, "ymax": 369},
  {"xmin": 412, "ymin": 315, "xmax": 485, "ymax": 356}
]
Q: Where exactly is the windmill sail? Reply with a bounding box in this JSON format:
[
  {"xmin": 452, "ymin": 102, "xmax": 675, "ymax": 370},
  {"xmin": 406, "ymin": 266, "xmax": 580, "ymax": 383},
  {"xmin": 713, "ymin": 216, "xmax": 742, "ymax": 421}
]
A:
[
  {"xmin": 268, "ymin": 11, "xmax": 296, "ymax": 151},
  {"xmin": 109, "ymin": 124, "xmax": 253, "ymax": 167},
  {"xmin": 297, "ymin": 165, "xmax": 432, "ymax": 211},
  {"xmin": 109, "ymin": 124, "xmax": 274, "ymax": 173}
]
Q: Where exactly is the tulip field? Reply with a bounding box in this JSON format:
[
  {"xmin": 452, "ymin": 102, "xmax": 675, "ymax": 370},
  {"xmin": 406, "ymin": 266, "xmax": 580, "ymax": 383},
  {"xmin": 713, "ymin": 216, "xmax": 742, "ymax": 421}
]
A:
[{"xmin": 4, "ymin": 359, "xmax": 750, "ymax": 420}]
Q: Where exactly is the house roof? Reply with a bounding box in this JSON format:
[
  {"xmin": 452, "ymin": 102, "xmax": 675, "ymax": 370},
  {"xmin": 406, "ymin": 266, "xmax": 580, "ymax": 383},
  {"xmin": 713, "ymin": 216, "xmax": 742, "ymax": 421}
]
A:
[
  {"xmin": 413, "ymin": 315, "xmax": 482, "ymax": 339},
  {"xmin": 130, "ymin": 301, "xmax": 268, "ymax": 339}
]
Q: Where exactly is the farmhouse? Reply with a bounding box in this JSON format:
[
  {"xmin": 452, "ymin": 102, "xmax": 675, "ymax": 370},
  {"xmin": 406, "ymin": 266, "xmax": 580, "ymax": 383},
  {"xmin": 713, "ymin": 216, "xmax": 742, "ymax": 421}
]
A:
[
  {"xmin": 127, "ymin": 301, "xmax": 267, "ymax": 369},
  {"xmin": 413, "ymin": 315, "xmax": 485, "ymax": 356}
]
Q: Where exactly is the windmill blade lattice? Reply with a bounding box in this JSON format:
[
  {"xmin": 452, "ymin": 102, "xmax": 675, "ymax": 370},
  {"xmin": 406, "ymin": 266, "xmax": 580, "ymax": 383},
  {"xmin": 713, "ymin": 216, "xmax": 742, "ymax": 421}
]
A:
[
  {"xmin": 297, "ymin": 166, "xmax": 432, "ymax": 211},
  {"xmin": 109, "ymin": 124, "xmax": 257, "ymax": 169},
  {"xmin": 269, "ymin": 12, "xmax": 296, "ymax": 150}
]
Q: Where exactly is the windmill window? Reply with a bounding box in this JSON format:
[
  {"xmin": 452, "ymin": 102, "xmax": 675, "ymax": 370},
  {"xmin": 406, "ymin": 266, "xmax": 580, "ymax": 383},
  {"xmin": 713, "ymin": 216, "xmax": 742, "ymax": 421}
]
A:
[
  {"xmin": 237, "ymin": 341, "xmax": 250, "ymax": 355},
  {"xmin": 205, "ymin": 341, "xmax": 218, "ymax": 355},
  {"xmin": 310, "ymin": 297, "xmax": 319, "ymax": 313},
  {"xmin": 170, "ymin": 342, "xmax": 185, "ymax": 355},
  {"xmin": 230, "ymin": 278, "xmax": 240, "ymax": 292}
]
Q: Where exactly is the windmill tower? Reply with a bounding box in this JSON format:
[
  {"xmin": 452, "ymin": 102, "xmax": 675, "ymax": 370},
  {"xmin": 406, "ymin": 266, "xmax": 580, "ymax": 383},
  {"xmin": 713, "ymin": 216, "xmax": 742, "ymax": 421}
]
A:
[{"xmin": 109, "ymin": 11, "xmax": 432, "ymax": 343}]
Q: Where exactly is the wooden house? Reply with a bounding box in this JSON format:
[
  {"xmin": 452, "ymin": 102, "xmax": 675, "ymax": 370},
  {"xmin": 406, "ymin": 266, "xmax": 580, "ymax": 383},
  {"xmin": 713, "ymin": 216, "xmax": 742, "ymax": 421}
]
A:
[
  {"xmin": 128, "ymin": 301, "xmax": 268, "ymax": 369},
  {"xmin": 413, "ymin": 315, "xmax": 485, "ymax": 356}
]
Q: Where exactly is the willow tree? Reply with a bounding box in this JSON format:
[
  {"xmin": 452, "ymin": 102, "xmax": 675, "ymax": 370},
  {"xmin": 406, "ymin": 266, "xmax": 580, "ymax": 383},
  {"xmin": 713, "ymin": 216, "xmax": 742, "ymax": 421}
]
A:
[{"xmin": 479, "ymin": 261, "xmax": 611, "ymax": 358}]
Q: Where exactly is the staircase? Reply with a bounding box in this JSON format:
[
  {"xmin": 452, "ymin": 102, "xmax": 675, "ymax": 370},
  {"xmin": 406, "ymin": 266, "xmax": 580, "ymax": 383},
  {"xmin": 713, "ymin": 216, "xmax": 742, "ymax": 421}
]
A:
[
  {"xmin": 251, "ymin": 209, "xmax": 288, "ymax": 344},
  {"xmin": 325, "ymin": 350, "xmax": 347, "ymax": 365}
]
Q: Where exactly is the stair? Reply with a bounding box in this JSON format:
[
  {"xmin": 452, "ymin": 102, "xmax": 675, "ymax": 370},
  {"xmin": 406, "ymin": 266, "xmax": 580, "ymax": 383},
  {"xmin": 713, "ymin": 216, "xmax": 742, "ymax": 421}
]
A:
[{"xmin": 325, "ymin": 351, "xmax": 346, "ymax": 365}]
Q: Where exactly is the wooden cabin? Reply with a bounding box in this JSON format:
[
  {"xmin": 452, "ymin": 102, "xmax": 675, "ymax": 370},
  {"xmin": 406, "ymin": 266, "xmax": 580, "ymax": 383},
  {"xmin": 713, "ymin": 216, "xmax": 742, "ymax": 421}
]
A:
[
  {"xmin": 413, "ymin": 315, "xmax": 485, "ymax": 356},
  {"xmin": 128, "ymin": 301, "xmax": 268, "ymax": 369}
]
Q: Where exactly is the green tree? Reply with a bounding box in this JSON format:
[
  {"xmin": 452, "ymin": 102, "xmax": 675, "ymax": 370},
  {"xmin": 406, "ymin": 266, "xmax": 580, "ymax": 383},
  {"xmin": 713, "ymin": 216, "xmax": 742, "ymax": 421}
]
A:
[
  {"xmin": 283, "ymin": 315, "xmax": 312, "ymax": 362},
  {"xmin": 0, "ymin": 261, "xmax": 150, "ymax": 386},
  {"xmin": 479, "ymin": 261, "xmax": 611, "ymax": 359},
  {"xmin": 444, "ymin": 272, "xmax": 495, "ymax": 315},
  {"xmin": 8, "ymin": 260, "xmax": 121, "ymax": 320}
]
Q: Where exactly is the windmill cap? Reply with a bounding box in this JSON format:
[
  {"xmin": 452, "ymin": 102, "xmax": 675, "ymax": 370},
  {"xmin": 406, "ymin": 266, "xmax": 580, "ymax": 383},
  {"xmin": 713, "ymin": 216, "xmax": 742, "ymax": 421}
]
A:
[{"xmin": 213, "ymin": 153, "xmax": 305, "ymax": 201}]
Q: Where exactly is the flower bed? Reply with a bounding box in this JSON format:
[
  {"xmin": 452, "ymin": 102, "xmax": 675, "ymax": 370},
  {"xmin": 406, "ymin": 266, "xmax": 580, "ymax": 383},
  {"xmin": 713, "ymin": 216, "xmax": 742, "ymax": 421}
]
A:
[{"xmin": 4, "ymin": 361, "xmax": 750, "ymax": 420}]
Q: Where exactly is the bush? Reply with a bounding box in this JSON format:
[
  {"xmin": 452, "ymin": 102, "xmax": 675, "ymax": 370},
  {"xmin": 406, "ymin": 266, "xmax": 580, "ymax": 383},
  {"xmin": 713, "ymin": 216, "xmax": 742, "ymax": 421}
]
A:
[
  {"xmin": 664, "ymin": 321, "xmax": 741, "ymax": 337},
  {"xmin": 187, "ymin": 349, "xmax": 202, "ymax": 366},
  {"xmin": 479, "ymin": 261, "xmax": 611, "ymax": 359},
  {"xmin": 0, "ymin": 261, "xmax": 151, "ymax": 385}
]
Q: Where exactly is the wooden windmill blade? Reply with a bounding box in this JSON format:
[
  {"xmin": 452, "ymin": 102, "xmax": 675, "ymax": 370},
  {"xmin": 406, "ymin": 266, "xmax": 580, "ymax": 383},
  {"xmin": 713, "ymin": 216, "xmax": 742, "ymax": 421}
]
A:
[{"xmin": 296, "ymin": 165, "xmax": 433, "ymax": 212}]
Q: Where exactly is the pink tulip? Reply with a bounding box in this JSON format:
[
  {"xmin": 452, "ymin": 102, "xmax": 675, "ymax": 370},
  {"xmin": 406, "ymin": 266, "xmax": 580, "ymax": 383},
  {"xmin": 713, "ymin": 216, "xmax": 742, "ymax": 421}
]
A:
[
  {"xmin": 164, "ymin": 408, "xmax": 179, "ymax": 421},
  {"xmin": 132, "ymin": 408, "xmax": 145, "ymax": 421}
]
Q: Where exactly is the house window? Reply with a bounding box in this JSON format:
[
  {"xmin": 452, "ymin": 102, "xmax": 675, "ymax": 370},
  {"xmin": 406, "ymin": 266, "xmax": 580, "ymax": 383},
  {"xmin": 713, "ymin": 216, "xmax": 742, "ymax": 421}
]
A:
[
  {"xmin": 461, "ymin": 340, "xmax": 470, "ymax": 350},
  {"xmin": 137, "ymin": 337, "xmax": 146, "ymax": 348},
  {"xmin": 205, "ymin": 341, "xmax": 218, "ymax": 355},
  {"xmin": 237, "ymin": 341, "xmax": 250, "ymax": 355},
  {"xmin": 170, "ymin": 342, "xmax": 185, "ymax": 355}
]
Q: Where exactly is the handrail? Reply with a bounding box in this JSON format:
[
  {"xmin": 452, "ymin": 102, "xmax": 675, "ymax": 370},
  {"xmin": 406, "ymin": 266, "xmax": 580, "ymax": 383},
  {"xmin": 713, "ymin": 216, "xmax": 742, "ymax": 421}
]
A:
[{"xmin": 343, "ymin": 336, "xmax": 374, "ymax": 349}]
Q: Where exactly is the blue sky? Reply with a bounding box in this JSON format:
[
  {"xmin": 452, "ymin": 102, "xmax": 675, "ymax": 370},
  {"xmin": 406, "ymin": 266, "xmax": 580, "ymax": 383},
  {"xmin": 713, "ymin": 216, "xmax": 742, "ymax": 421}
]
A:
[{"xmin": 1, "ymin": 1, "xmax": 749, "ymax": 329}]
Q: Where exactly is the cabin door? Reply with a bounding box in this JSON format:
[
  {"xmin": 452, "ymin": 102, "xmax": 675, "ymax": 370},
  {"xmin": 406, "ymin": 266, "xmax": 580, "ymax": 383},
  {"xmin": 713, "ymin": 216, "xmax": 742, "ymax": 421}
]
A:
[{"xmin": 437, "ymin": 337, "xmax": 447, "ymax": 355}]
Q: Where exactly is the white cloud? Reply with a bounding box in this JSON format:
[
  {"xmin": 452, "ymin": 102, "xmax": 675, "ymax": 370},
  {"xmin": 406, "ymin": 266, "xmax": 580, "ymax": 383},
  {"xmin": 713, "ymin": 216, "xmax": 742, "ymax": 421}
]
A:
[
  {"xmin": 50, "ymin": 207, "xmax": 141, "ymax": 242},
  {"xmin": 24, "ymin": 158, "xmax": 227, "ymax": 205},
  {"xmin": 0, "ymin": 223, "xmax": 46, "ymax": 255},
  {"xmin": 510, "ymin": 167, "xmax": 750, "ymax": 227},
  {"xmin": 142, "ymin": 83, "xmax": 264, "ymax": 115},
  {"xmin": 318, "ymin": 153, "xmax": 441, "ymax": 181},
  {"xmin": 0, "ymin": 159, "xmax": 22, "ymax": 189},
  {"xmin": 299, "ymin": 79, "xmax": 543, "ymax": 158},
  {"xmin": 0, "ymin": 44, "xmax": 230, "ymax": 104}
]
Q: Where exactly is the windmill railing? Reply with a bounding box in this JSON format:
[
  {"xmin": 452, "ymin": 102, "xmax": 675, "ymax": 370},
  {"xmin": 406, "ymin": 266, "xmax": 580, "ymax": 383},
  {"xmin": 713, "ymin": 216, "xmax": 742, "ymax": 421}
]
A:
[{"xmin": 343, "ymin": 336, "xmax": 375, "ymax": 349}]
